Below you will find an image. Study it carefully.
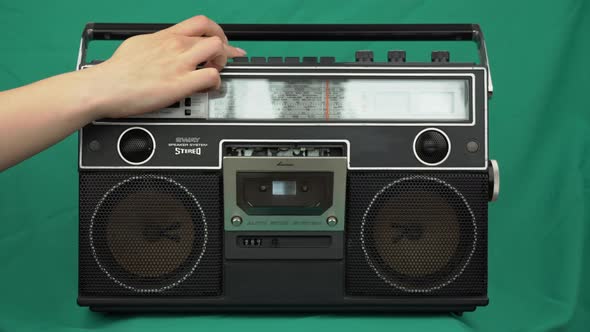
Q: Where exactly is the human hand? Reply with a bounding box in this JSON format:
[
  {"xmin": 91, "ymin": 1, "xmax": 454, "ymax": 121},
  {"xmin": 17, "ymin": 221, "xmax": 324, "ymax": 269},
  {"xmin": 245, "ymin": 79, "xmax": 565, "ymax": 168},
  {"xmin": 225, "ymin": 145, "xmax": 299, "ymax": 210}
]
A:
[{"xmin": 84, "ymin": 15, "xmax": 245, "ymax": 119}]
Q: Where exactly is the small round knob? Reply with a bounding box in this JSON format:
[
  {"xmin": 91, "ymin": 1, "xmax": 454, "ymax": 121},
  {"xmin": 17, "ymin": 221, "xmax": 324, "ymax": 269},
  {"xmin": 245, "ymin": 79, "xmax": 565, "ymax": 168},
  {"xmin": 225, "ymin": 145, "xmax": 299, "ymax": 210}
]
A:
[
  {"xmin": 230, "ymin": 216, "xmax": 243, "ymax": 226},
  {"xmin": 117, "ymin": 127, "xmax": 155, "ymax": 165},
  {"xmin": 88, "ymin": 140, "xmax": 101, "ymax": 152},
  {"xmin": 326, "ymin": 216, "xmax": 338, "ymax": 226},
  {"xmin": 466, "ymin": 140, "xmax": 479, "ymax": 153},
  {"xmin": 414, "ymin": 129, "xmax": 450, "ymax": 166}
]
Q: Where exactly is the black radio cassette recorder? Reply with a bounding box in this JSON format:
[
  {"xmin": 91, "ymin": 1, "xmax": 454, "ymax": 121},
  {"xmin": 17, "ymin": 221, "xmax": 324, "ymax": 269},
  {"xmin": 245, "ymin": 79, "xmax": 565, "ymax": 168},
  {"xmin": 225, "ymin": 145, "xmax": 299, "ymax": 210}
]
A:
[{"xmin": 76, "ymin": 23, "xmax": 500, "ymax": 313}]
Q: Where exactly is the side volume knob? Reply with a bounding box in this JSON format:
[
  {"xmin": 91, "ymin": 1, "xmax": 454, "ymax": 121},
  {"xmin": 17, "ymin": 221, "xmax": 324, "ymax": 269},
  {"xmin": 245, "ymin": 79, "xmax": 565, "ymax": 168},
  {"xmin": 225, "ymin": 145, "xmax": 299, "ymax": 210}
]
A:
[{"xmin": 488, "ymin": 160, "xmax": 500, "ymax": 202}]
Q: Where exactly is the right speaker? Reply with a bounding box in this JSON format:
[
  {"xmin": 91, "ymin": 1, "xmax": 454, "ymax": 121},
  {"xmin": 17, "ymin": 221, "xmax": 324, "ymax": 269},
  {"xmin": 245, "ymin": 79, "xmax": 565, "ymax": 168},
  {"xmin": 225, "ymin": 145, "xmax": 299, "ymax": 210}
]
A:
[{"xmin": 345, "ymin": 172, "xmax": 488, "ymax": 297}]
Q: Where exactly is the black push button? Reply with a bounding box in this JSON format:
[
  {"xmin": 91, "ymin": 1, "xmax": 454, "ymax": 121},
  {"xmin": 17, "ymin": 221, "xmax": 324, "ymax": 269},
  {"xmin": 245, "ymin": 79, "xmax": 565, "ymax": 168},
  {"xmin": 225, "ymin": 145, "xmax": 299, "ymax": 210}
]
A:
[
  {"xmin": 431, "ymin": 51, "xmax": 450, "ymax": 62},
  {"xmin": 355, "ymin": 50, "xmax": 374, "ymax": 62},
  {"xmin": 251, "ymin": 57, "xmax": 266, "ymax": 64},
  {"xmin": 268, "ymin": 57, "xmax": 283, "ymax": 64},
  {"xmin": 233, "ymin": 57, "xmax": 249, "ymax": 63},
  {"xmin": 319, "ymin": 57, "xmax": 336, "ymax": 64},
  {"xmin": 185, "ymin": 109, "xmax": 191, "ymax": 116},
  {"xmin": 387, "ymin": 50, "xmax": 406, "ymax": 63},
  {"xmin": 184, "ymin": 97, "xmax": 191, "ymax": 107},
  {"xmin": 285, "ymin": 57, "xmax": 299, "ymax": 64},
  {"xmin": 302, "ymin": 57, "xmax": 318, "ymax": 64}
]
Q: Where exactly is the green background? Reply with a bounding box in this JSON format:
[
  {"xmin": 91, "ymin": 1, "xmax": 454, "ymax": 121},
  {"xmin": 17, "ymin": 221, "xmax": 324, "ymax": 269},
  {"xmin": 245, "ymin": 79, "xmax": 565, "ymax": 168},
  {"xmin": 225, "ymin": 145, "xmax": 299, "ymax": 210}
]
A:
[{"xmin": 0, "ymin": 0, "xmax": 589, "ymax": 331}]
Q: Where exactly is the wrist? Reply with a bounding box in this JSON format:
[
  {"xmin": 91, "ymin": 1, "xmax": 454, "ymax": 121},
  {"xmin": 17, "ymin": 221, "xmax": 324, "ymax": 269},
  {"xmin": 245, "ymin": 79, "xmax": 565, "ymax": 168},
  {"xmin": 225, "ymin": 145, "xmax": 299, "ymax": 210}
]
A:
[{"xmin": 70, "ymin": 65, "xmax": 119, "ymax": 121}]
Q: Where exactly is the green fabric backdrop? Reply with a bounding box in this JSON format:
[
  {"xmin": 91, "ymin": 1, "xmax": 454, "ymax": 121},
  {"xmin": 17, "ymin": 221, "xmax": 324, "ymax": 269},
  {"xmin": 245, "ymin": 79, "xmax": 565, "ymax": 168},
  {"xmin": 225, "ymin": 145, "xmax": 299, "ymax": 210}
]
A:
[{"xmin": 1, "ymin": 0, "xmax": 589, "ymax": 331}]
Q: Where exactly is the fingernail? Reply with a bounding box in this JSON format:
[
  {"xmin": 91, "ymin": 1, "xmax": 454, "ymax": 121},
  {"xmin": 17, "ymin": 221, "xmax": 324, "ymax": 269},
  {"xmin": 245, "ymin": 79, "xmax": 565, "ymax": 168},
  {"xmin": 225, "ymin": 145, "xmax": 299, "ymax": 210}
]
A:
[{"xmin": 235, "ymin": 47, "xmax": 247, "ymax": 55}]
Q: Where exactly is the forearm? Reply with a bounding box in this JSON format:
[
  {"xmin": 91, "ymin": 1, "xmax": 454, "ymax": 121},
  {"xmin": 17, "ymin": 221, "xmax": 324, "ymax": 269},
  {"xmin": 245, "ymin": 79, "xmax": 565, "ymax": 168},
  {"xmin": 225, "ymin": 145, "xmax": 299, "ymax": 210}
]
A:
[
  {"xmin": 0, "ymin": 69, "xmax": 103, "ymax": 170},
  {"xmin": 0, "ymin": 15, "xmax": 243, "ymax": 172}
]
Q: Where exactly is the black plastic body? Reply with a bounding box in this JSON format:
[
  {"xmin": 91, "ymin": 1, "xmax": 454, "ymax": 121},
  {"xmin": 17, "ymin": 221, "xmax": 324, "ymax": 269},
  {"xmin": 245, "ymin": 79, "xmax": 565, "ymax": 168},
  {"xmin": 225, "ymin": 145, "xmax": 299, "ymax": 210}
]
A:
[{"xmin": 77, "ymin": 23, "xmax": 492, "ymax": 314}]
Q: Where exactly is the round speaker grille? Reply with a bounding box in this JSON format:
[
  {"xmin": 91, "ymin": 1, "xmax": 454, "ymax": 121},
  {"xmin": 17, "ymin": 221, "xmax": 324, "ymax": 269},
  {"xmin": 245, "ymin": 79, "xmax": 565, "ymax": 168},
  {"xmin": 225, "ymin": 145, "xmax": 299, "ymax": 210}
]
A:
[
  {"xmin": 360, "ymin": 175, "xmax": 476, "ymax": 293},
  {"xmin": 89, "ymin": 175, "xmax": 207, "ymax": 293},
  {"xmin": 414, "ymin": 129, "xmax": 449, "ymax": 165},
  {"xmin": 118, "ymin": 127, "xmax": 155, "ymax": 165}
]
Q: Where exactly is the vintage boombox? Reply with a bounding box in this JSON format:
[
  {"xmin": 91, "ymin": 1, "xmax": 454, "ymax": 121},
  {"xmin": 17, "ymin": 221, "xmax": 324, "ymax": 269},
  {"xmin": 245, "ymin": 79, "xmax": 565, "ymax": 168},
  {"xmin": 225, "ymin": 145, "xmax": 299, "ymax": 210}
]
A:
[{"xmin": 76, "ymin": 23, "xmax": 499, "ymax": 313}]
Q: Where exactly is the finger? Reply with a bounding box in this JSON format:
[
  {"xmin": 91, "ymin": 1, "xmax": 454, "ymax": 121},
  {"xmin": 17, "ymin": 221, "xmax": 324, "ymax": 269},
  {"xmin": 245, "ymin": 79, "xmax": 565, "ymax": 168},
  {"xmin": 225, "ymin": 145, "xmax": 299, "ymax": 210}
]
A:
[
  {"xmin": 204, "ymin": 54, "xmax": 227, "ymax": 71},
  {"xmin": 183, "ymin": 36, "xmax": 227, "ymax": 67},
  {"xmin": 166, "ymin": 15, "xmax": 228, "ymax": 43},
  {"xmin": 178, "ymin": 67, "xmax": 222, "ymax": 95},
  {"xmin": 227, "ymin": 45, "xmax": 247, "ymax": 58},
  {"xmin": 207, "ymin": 44, "xmax": 246, "ymax": 61},
  {"xmin": 204, "ymin": 44, "xmax": 247, "ymax": 71}
]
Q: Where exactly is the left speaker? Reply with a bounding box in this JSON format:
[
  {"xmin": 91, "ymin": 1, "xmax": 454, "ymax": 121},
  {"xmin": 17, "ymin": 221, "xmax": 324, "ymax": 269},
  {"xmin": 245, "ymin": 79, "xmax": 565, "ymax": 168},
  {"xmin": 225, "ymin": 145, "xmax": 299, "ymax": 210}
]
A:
[{"xmin": 78, "ymin": 172, "xmax": 223, "ymax": 296}]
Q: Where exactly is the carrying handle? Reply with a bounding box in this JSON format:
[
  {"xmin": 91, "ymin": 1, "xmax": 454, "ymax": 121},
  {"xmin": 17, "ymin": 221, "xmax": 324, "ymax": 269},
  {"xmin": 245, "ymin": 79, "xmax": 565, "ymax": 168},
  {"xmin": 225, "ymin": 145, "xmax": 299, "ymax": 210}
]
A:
[{"xmin": 77, "ymin": 23, "xmax": 492, "ymax": 95}]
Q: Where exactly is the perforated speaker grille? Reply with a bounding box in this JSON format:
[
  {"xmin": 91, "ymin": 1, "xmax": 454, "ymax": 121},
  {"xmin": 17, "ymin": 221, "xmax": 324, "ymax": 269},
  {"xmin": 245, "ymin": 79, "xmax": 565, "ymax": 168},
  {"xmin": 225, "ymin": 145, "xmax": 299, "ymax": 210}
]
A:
[
  {"xmin": 79, "ymin": 172, "xmax": 222, "ymax": 296},
  {"xmin": 345, "ymin": 172, "xmax": 487, "ymax": 296}
]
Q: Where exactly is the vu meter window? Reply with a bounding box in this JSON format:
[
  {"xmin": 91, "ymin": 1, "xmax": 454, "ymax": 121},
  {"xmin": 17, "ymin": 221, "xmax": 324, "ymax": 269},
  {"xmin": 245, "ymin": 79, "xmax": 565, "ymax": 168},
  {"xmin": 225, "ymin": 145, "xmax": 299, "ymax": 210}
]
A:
[
  {"xmin": 207, "ymin": 78, "xmax": 470, "ymax": 121},
  {"xmin": 272, "ymin": 181, "xmax": 297, "ymax": 196}
]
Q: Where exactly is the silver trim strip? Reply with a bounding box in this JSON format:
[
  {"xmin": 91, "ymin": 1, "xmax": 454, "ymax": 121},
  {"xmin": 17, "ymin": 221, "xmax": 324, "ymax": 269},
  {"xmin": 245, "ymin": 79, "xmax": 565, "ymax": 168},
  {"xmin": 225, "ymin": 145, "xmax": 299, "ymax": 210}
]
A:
[
  {"xmin": 82, "ymin": 65, "xmax": 487, "ymax": 71},
  {"xmin": 208, "ymin": 65, "xmax": 485, "ymax": 71},
  {"xmin": 484, "ymin": 64, "xmax": 488, "ymax": 170},
  {"xmin": 76, "ymin": 38, "xmax": 84, "ymax": 71}
]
